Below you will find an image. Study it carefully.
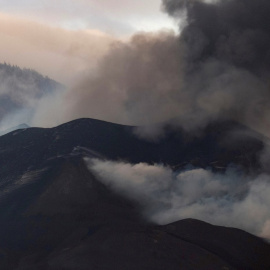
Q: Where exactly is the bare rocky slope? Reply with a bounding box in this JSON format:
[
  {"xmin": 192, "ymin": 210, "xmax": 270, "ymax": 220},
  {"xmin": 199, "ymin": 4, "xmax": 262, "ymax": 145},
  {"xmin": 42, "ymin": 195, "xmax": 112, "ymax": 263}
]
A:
[{"xmin": 0, "ymin": 118, "xmax": 269, "ymax": 269}]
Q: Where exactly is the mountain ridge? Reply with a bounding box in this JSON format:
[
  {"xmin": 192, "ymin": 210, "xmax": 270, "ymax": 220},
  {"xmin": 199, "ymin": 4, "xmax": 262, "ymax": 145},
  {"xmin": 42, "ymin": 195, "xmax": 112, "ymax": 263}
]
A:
[{"xmin": 0, "ymin": 117, "xmax": 269, "ymax": 269}]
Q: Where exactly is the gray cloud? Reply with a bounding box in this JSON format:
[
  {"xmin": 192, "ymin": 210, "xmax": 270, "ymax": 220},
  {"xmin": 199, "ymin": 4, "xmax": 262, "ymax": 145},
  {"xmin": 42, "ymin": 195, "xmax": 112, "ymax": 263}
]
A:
[{"xmin": 86, "ymin": 158, "xmax": 270, "ymax": 239}]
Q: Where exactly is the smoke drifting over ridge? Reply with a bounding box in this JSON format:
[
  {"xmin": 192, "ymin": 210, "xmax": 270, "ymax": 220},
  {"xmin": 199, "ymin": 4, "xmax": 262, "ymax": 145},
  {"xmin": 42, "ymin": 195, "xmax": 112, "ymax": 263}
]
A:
[
  {"xmin": 18, "ymin": 0, "xmax": 270, "ymax": 241},
  {"xmin": 78, "ymin": 2, "xmax": 270, "ymax": 239},
  {"xmin": 87, "ymin": 158, "xmax": 270, "ymax": 239},
  {"xmin": 1, "ymin": 0, "xmax": 270, "ymax": 242}
]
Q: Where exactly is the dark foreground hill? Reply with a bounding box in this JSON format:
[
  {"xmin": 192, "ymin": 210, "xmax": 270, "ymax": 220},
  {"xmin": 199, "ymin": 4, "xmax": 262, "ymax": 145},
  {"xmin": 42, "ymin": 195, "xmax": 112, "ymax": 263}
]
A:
[{"xmin": 0, "ymin": 118, "xmax": 269, "ymax": 269}]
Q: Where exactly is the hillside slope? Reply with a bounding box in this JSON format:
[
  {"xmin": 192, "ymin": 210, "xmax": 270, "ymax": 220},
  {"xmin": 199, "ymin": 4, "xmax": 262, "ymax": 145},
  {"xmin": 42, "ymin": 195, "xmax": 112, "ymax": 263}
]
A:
[{"xmin": 0, "ymin": 118, "xmax": 269, "ymax": 269}]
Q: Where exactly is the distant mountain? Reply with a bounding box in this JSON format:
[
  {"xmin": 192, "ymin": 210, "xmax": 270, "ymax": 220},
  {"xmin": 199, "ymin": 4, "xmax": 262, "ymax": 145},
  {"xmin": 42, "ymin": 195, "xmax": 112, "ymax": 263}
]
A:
[
  {"xmin": 0, "ymin": 62, "xmax": 63, "ymax": 121},
  {"xmin": 0, "ymin": 118, "xmax": 269, "ymax": 269}
]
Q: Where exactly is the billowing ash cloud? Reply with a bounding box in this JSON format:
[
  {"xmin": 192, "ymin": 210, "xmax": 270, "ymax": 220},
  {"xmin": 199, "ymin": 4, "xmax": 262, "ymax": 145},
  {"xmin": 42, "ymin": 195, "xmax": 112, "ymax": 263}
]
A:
[
  {"xmin": 161, "ymin": 0, "xmax": 270, "ymax": 134},
  {"xmin": 33, "ymin": 0, "xmax": 270, "ymax": 137},
  {"xmin": 86, "ymin": 158, "xmax": 270, "ymax": 239}
]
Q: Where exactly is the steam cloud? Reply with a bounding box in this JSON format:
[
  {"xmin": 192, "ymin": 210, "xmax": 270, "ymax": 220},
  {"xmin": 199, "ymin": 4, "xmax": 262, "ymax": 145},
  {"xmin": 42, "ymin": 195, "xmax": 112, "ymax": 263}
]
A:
[{"xmin": 86, "ymin": 158, "xmax": 270, "ymax": 239}]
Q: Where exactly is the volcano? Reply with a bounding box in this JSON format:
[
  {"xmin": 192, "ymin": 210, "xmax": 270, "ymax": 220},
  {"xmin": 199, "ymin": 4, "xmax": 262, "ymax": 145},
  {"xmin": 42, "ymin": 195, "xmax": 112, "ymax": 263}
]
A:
[{"xmin": 0, "ymin": 118, "xmax": 269, "ymax": 269}]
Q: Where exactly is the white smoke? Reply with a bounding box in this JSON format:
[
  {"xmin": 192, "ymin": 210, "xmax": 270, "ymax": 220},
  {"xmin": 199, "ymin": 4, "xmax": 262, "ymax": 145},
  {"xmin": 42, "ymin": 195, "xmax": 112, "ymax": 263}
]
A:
[{"xmin": 85, "ymin": 157, "xmax": 270, "ymax": 239}]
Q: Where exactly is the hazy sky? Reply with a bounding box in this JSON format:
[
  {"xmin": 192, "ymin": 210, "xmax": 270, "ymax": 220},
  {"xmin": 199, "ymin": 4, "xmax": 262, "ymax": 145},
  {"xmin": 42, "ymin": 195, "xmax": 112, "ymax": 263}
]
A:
[
  {"xmin": 0, "ymin": 1, "xmax": 177, "ymax": 84},
  {"xmin": 0, "ymin": 0, "xmax": 177, "ymax": 34}
]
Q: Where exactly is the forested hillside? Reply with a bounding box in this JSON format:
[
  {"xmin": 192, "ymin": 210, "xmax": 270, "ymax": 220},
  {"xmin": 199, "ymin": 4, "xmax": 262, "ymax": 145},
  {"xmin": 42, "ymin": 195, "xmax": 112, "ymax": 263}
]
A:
[{"xmin": 0, "ymin": 63, "xmax": 62, "ymax": 121}]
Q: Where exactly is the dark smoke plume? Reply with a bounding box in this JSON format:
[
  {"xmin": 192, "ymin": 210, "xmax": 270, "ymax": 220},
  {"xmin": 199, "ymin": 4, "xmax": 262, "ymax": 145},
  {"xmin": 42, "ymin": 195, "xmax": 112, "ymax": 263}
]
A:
[
  {"xmin": 161, "ymin": 0, "xmax": 270, "ymax": 133},
  {"xmin": 163, "ymin": 0, "xmax": 270, "ymax": 72},
  {"xmin": 33, "ymin": 0, "xmax": 270, "ymax": 138}
]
